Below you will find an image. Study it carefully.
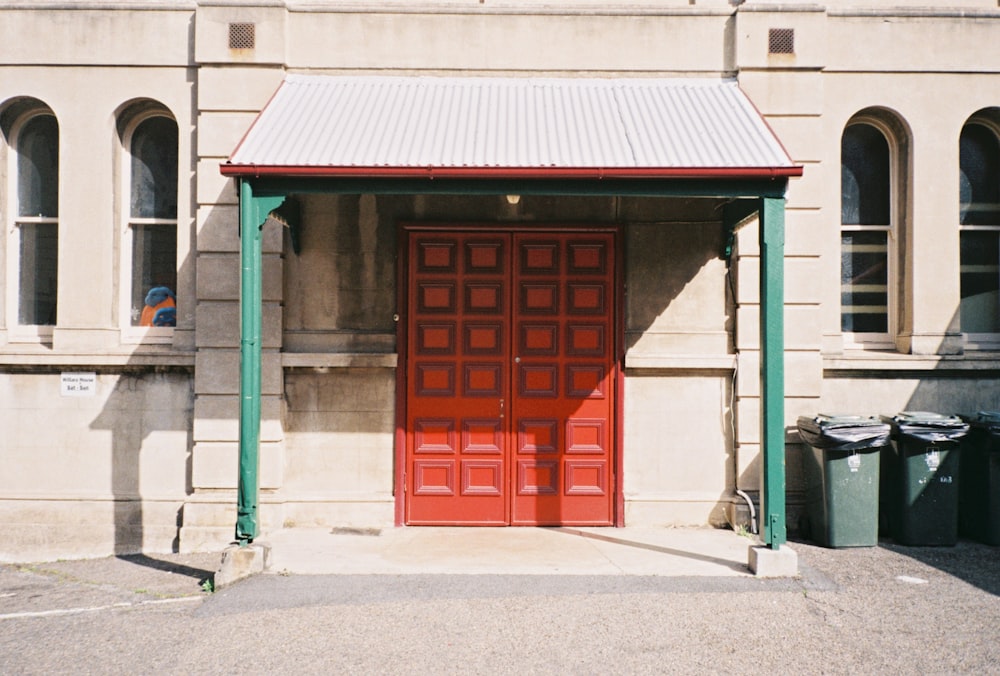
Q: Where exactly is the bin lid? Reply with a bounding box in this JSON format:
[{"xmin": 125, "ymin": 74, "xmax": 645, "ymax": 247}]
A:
[
  {"xmin": 960, "ymin": 411, "xmax": 1000, "ymax": 434},
  {"xmin": 964, "ymin": 411, "xmax": 1000, "ymax": 424},
  {"xmin": 796, "ymin": 415, "xmax": 891, "ymax": 451},
  {"xmin": 881, "ymin": 411, "xmax": 970, "ymax": 441},
  {"xmin": 811, "ymin": 414, "xmax": 885, "ymax": 428},
  {"xmin": 886, "ymin": 411, "xmax": 967, "ymax": 427}
]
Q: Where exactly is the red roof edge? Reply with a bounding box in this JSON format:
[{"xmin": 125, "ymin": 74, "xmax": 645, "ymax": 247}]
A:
[{"xmin": 219, "ymin": 163, "xmax": 804, "ymax": 180}]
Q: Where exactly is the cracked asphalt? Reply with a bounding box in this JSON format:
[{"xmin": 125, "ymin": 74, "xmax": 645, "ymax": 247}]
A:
[{"xmin": 1, "ymin": 539, "xmax": 997, "ymax": 674}]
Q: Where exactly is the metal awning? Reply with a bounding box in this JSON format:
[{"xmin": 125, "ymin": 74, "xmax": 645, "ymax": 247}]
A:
[
  {"xmin": 222, "ymin": 75, "xmax": 800, "ymax": 180},
  {"xmin": 224, "ymin": 74, "xmax": 798, "ymax": 558}
]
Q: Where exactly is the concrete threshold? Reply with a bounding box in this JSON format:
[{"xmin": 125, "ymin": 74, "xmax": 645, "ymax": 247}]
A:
[{"xmin": 246, "ymin": 526, "xmax": 781, "ymax": 578}]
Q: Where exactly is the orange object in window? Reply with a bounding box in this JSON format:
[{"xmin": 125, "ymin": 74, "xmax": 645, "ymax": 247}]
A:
[{"xmin": 140, "ymin": 287, "xmax": 176, "ymax": 326}]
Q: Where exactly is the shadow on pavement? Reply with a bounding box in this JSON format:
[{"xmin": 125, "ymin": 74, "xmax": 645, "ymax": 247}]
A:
[
  {"xmin": 883, "ymin": 540, "xmax": 1000, "ymax": 597},
  {"xmin": 552, "ymin": 527, "xmax": 750, "ymax": 575},
  {"xmin": 790, "ymin": 536, "xmax": 1000, "ymax": 598},
  {"xmin": 115, "ymin": 554, "xmax": 216, "ymax": 588}
]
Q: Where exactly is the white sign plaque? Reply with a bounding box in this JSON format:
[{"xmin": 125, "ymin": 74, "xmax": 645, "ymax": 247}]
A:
[{"xmin": 61, "ymin": 372, "xmax": 97, "ymax": 397}]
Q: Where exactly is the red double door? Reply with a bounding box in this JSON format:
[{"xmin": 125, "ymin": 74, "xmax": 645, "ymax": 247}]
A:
[{"xmin": 404, "ymin": 229, "xmax": 617, "ymax": 525}]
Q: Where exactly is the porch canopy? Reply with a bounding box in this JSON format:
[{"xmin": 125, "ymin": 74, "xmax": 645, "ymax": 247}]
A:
[
  {"xmin": 221, "ymin": 75, "xmax": 802, "ymax": 547},
  {"xmin": 224, "ymin": 75, "xmax": 799, "ymax": 180}
]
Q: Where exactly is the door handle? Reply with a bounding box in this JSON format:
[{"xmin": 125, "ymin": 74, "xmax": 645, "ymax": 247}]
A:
[{"xmin": 499, "ymin": 398, "xmax": 504, "ymax": 419}]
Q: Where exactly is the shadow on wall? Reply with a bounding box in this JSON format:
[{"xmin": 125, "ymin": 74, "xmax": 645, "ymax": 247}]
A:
[
  {"xmin": 623, "ymin": 208, "xmax": 738, "ymax": 527},
  {"xmin": 278, "ymin": 193, "xmax": 738, "ymax": 525},
  {"xmin": 88, "ymin": 105, "xmax": 198, "ymax": 556},
  {"xmin": 88, "ymin": 369, "xmax": 194, "ymax": 555}
]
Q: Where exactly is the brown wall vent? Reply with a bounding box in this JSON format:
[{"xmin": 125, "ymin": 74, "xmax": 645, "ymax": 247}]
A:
[
  {"xmin": 768, "ymin": 28, "xmax": 795, "ymax": 55},
  {"xmin": 229, "ymin": 23, "xmax": 256, "ymax": 50}
]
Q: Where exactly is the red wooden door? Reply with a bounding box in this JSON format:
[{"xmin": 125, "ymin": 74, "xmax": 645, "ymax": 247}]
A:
[
  {"xmin": 405, "ymin": 229, "xmax": 615, "ymax": 525},
  {"xmin": 510, "ymin": 233, "xmax": 615, "ymax": 525}
]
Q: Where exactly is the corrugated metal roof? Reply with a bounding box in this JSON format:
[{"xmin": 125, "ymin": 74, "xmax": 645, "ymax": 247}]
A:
[{"xmin": 224, "ymin": 75, "xmax": 798, "ymax": 177}]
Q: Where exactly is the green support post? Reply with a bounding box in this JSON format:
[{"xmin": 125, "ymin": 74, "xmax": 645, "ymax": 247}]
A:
[
  {"xmin": 759, "ymin": 196, "xmax": 787, "ymax": 549},
  {"xmin": 235, "ymin": 180, "xmax": 284, "ymax": 545}
]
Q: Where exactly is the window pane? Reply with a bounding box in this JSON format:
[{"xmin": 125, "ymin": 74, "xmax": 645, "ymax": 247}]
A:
[
  {"xmin": 130, "ymin": 116, "xmax": 178, "ymax": 220},
  {"xmin": 842, "ymin": 124, "xmax": 890, "ymax": 226},
  {"xmin": 960, "ymin": 230, "xmax": 1000, "ymax": 333},
  {"xmin": 18, "ymin": 222, "xmax": 58, "ymax": 325},
  {"xmin": 960, "ymin": 124, "xmax": 1000, "ymax": 226},
  {"xmin": 131, "ymin": 225, "xmax": 177, "ymax": 327},
  {"xmin": 17, "ymin": 115, "xmax": 59, "ymax": 218},
  {"xmin": 841, "ymin": 231, "xmax": 888, "ymax": 333}
]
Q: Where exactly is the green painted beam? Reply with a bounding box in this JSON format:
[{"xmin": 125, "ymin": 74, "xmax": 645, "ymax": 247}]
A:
[
  {"xmin": 759, "ymin": 196, "xmax": 787, "ymax": 549},
  {"xmin": 235, "ymin": 180, "xmax": 285, "ymax": 545},
  {"xmin": 245, "ymin": 176, "xmax": 790, "ymax": 200}
]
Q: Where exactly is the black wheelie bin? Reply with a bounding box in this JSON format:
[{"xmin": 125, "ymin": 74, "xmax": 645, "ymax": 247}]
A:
[
  {"xmin": 959, "ymin": 411, "xmax": 1000, "ymax": 546},
  {"xmin": 881, "ymin": 412, "xmax": 969, "ymax": 546}
]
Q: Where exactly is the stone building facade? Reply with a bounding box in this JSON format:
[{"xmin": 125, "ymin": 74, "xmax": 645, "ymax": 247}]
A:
[{"xmin": 1, "ymin": 0, "xmax": 998, "ymax": 560}]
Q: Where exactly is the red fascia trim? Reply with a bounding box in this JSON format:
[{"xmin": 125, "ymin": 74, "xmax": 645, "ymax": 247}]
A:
[{"xmin": 219, "ymin": 163, "xmax": 804, "ymax": 180}]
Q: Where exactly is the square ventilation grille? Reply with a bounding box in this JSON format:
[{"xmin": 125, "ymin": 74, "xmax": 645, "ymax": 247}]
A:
[
  {"xmin": 229, "ymin": 22, "xmax": 256, "ymax": 50},
  {"xmin": 768, "ymin": 28, "xmax": 795, "ymax": 55}
]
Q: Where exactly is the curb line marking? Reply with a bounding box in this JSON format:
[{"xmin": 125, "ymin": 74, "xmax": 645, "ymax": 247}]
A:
[{"xmin": 0, "ymin": 595, "xmax": 202, "ymax": 621}]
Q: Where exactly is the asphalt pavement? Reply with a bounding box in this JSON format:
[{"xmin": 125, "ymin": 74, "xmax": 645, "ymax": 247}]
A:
[{"xmin": 1, "ymin": 530, "xmax": 998, "ymax": 674}]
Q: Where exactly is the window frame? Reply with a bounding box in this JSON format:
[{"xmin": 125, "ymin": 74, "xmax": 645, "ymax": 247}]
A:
[
  {"xmin": 118, "ymin": 109, "xmax": 178, "ymax": 344},
  {"xmin": 840, "ymin": 116, "xmax": 900, "ymax": 351},
  {"xmin": 5, "ymin": 109, "xmax": 59, "ymax": 343},
  {"xmin": 959, "ymin": 118, "xmax": 1000, "ymax": 350}
]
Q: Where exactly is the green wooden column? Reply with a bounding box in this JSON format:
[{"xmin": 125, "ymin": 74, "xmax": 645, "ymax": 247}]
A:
[
  {"xmin": 759, "ymin": 196, "xmax": 787, "ymax": 549},
  {"xmin": 236, "ymin": 180, "xmax": 284, "ymax": 544}
]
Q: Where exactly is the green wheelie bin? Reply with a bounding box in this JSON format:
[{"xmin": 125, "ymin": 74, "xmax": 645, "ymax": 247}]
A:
[
  {"xmin": 881, "ymin": 412, "xmax": 969, "ymax": 546},
  {"xmin": 959, "ymin": 412, "xmax": 1000, "ymax": 546},
  {"xmin": 797, "ymin": 414, "xmax": 891, "ymax": 548}
]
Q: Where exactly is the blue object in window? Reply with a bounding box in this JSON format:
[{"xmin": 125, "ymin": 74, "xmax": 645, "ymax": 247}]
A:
[{"xmin": 152, "ymin": 306, "xmax": 176, "ymax": 327}]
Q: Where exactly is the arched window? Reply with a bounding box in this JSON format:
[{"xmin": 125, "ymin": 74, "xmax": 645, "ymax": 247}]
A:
[
  {"xmin": 841, "ymin": 121, "xmax": 892, "ymax": 337},
  {"xmin": 11, "ymin": 112, "xmax": 59, "ymax": 328},
  {"xmin": 124, "ymin": 113, "xmax": 178, "ymax": 331},
  {"xmin": 959, "ymin": 120, "xmax": 1000, "ymax": 337}
]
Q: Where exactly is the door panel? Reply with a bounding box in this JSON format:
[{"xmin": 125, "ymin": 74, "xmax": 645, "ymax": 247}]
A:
[
  {"xmin": 407, "ymin": 233, "xmax": 509, "ymax": 524},
  {"xmin": 405, "ymin": 229, "xmax": 615, "ymax": 525},
  {"xmin": 511, "ymin": 234, "xmax": 614, "ymax": 525}
]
